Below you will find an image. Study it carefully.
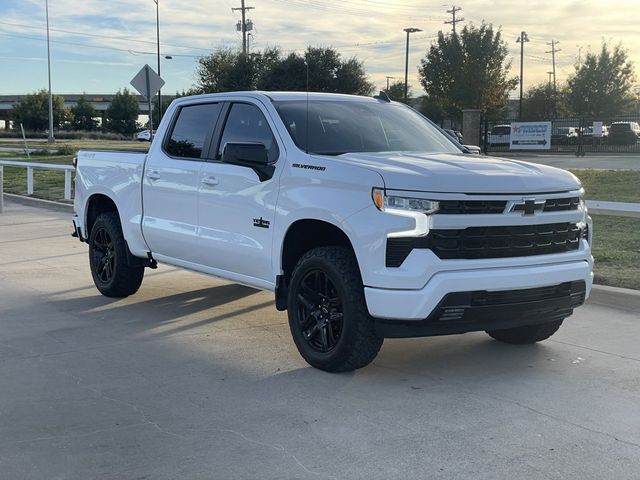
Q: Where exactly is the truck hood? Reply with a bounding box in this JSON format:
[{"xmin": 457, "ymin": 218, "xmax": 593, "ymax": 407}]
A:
[{"xmin": 330, "ymin": 152, "xmax": 581, "ymax": 194}]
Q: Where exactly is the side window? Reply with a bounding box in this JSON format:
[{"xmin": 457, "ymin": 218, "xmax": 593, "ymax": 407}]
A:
[
  {"xmin": 219, "ymin": 103, "xmax": 278, "ymax": 162},
  {"xmin": 166, "ymin": 103, "xmax": 222, "ymax": 159}
]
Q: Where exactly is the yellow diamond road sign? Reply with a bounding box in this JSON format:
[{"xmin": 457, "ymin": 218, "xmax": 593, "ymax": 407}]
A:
[{"xmin": 130, "ymin": 64, "xmax": 165, "ymax": 101}]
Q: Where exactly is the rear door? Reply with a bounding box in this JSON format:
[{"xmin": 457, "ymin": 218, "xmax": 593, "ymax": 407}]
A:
[
  {"xmin": 196, "ymin": 101, "xmax": 282, "ymax": 283},
  {"xmin": 142, "ymin": 102, "xmax": 222, "ymax": 262}
]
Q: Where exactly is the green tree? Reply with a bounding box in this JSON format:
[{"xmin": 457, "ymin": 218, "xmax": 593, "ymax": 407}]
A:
[
  {"xmin": 196, "ymin": 48, "xmax": 278, "ymax": 93},
  {"xmin": 106, "ymin": 88, "xmax": 139, "ymax": 134},
  {"xmin": 521, "ymin": 83, "xmax": 571, "ymax": 120},
  {"xmin": 385, "ymin": 80, "xmax": 409, "ymax": 102},
  {"xmin": 197, "ymin": 46, "xmax": 373, "ymax": 95},
  {"xmin": 567, "ymin": 43, "xmax": 636, "ymax": 116},
  {"xmin": 10, "ymin": 89, "xmax": 67, "ymax": 131},
  {"xmin": 418, "ymin": 22, "xmax": 518, "ymax": 118},
  {"xmin": 70, "ymin": 94, "xmax": 98, "ymax": 131}
]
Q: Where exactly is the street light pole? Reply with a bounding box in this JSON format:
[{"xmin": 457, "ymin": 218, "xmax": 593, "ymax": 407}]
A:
[
  {"xmin": 516, "ymin": 31, "xmax": 529, "ymax": 120},
  {"xmin": 45, "ymin": 0, "xmax": 54, "ymax": 143},
  {"xmin": 403, "ymin": 27, "xmax": 422, "ymax": 103},
  {"xmin": 153, "ymin": 0, "xmax": 161, "ymax": 129}
]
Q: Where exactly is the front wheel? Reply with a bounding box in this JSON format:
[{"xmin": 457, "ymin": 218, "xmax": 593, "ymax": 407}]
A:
[
  {"xmin": 287, "ymin": 246, "xmax": 383, "ymax": 372},
  {"xmin": 89, "ymin": 212, "xmax": 144, "ymax": 298},
  {"xmin": 486, "ymin": 319, "xmax": 563, "ymax": 344}
]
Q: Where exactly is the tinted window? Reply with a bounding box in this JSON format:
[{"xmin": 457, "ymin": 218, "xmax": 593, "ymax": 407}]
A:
[
  {"xmin": 166, "ymin": 103, "xmax": 222, "ymax": 158},
  {"xmin": 611, "ymin": 123, "xmax": 631, "ymax": 133},
  {"xmin": 219, "ymin": 103, "xmax": 278, "ymax": 162},
  {"xmin": 274, "ymin": 100, "xmax": 459, "ymax": 155},
  {"xmin": 491, "ymin": 126, "xmax": 510, "ymax": 135}
]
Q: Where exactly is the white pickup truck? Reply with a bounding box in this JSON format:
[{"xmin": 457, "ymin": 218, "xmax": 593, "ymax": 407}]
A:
[{"xmin": 73, "ymin": 91, "xmax": 593, "ymax": 372}]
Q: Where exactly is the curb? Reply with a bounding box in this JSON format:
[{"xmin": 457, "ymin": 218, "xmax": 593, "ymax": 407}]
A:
[
  {"xmin": 588, "ymin": 284, "xmax": 640, "ymax": 312},
  {"xmin": 2, "ymin": 193, "xmax": 74, "ymax": 213}
]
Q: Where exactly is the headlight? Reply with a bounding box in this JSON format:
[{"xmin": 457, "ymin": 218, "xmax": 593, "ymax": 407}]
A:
[{"xmin": 372, "ymin": 188, "xmax": 439, "ymax": 214}]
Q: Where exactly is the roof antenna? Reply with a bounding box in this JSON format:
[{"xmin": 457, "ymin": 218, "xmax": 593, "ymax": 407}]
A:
[{"xmin": 373, "ymin": 90, "xmax": 391, "ymax": 102}]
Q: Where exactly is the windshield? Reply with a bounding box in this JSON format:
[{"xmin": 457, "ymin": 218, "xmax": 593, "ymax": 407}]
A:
[
  {"xmin": 491, "ymin": 126, "xmax": 510, "ymax": 135},
  {"xmin": 611, "ymin": 123, "xmax": 631, "ymax": 132},
  {"xmin": 273, "ymin": 100, "xmax": 460, "ymax": 155}
]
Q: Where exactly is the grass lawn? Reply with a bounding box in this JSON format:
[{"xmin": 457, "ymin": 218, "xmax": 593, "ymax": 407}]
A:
[
  {"xmin": 568, "ymin": 169, "xmax": 640, "ymax": 202},
  {"xmin": 1, "ymin": 151, "xmax": 639, "ymax": 289}
]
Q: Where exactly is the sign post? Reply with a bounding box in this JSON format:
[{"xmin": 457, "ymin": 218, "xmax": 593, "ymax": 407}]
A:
[{"xmin": 130, "ymin": 65, "xmax": 165, "ymax": 141}]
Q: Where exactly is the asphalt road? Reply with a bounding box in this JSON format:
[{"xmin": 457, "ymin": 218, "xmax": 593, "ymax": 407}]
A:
[
  {"xmin": 1, "ymin": 201, "xmax": 639, "ymax": 480},
  {"xmin": 491, "ymin": 152, "xmax": 640, "ymax": 170}
]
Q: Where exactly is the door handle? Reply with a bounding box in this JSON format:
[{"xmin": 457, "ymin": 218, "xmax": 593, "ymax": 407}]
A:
[
  {"xmin": 202, "ymin": 176, "xmax": 219, "ymax": 186},
  {"xmin": 147, "ymin": 170, "xmax": 161, "ymax": 181}
]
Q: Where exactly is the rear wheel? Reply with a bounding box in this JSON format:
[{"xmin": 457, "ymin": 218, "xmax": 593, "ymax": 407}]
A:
[
  {"xmin": 89, "ymin": 212, "xmax": 144, "ymax": 298},
  {"xmin": 287, "ymin": 246, "xmax": 383, "ymax": 372},
  {"xmin": 486, "ymin": 319, "xmax": 563, "ymax": 344}
]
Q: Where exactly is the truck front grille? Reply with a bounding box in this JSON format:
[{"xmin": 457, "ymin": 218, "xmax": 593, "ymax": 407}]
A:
[
  {"xmin": 386, "ymin": 222, "xmax": 582, "ymax": 266},
  {"xmin": 436, "ymin": 197, "xmax": 580, "ymax": 215}
]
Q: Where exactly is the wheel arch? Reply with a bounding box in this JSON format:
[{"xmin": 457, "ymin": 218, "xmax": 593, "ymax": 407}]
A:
[
  {"xmin": 276, "ymin": 218, "xmax": 358, "ymax": 310},
  {"xmin": 85, "ymin": 193, "xmax": 120, "ymax": 239}
]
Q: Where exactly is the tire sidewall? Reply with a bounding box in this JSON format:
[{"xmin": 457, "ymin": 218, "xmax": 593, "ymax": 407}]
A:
[
  {"xmin": 88, "ymin": 214, "xmax": 120, "ymax": 293},
  {"xmin": 287, "ymin": 250, "xmax": 365, "ymax": 369}
]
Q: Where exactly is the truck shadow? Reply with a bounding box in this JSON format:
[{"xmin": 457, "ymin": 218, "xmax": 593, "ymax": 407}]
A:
[{"xmin": 49, "ymin": 283, "xmax": 268, "ymax": 337}]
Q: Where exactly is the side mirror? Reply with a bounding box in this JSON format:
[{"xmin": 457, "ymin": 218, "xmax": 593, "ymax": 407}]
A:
[{"xmin": 222, "ymin": 143, "xmax": 274, "ymax": 181}]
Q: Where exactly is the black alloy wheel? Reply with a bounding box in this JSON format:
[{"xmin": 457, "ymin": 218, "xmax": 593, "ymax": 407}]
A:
[
  {"xmin": 91, "ymin": 227, "xmax": 115, "ymax": 284},
  {"xmin": 294, "ymin": 269, "xmax": 344, "ymax": 353}
]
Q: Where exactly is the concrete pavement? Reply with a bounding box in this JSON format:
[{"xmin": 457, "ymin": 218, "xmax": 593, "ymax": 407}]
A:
[{"xmin": 0, "ymin": 201, "xmax": 639, "ymax": 479}]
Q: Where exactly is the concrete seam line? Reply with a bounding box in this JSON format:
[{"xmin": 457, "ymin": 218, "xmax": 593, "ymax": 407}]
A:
[{"xmin": 3, "ymin": 193, "xmax": 74, "ymax": 213}]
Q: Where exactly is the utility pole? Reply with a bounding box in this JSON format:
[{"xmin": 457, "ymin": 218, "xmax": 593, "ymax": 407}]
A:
[
  {"xmin": 403, "ymin": 27, "xmax": 422, "ymax": 103},
  {"xmin": 45, "ymin": 0, "xmax": 54, "ymax": 143},
  {"xmin": 547, "ymin": 71, "xmax": 553, "ymax": 88},
  {"xmin": 516, "ymin": 31, "xmax": 529, "ymax": 120},
  {"xmin": 444, "ymin": 6, "xmax": 464, "ymax": 34},
  {"xmin": 232, "ymin": 0, "xmax": 254, "ymax": 55},
  {"xmin": 386, "ymin": 76, "xmax": 395, "ymax": 90},
  {"xmin": 153, "ymin": 0, "xmax": 161, "ymax": 128},
  {"xmin": 546, "ymin": 40, "xmax": 561, "ymax": 93}
]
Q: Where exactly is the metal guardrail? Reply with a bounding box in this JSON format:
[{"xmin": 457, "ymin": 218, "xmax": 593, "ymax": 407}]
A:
[
  {"xmin": 0, "ymin": 160, "xmax": 74, "ymax": 213},
  {"xmin": 586, "ymin": 200, "xmax": 640, "ymax": 219}
]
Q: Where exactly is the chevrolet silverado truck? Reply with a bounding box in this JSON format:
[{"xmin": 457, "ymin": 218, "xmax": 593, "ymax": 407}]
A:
[{"xmin": 72, "ymin": 92, "xmax": 593, "ymax": 372}]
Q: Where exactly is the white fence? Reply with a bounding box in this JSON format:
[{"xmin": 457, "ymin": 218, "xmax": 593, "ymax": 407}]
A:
[
  {"xmin": 0, "ymin": 160, "xmax": 74, "ymax": 213},
  {"xmin": 0, "ymin": 160, "xmax": 639, "ymax": 220}
]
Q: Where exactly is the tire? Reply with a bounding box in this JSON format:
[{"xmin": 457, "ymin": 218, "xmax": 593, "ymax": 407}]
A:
[
  {"xmin": 88, "ymin": 212, "xmax": 144, "ymax": 298},
  {"xmin": 486, "ymin": 319, "xmax": 563, "ymax": 344},
  {"xmin": 287, "ymin": 246, "xmax": 383, "ymax": 372}
]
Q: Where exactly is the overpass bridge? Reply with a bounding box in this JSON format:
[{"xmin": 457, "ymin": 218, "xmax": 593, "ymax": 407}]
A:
[{"xmin": 0, "ymin": 93, "xmax": 169, "ymax": 129}]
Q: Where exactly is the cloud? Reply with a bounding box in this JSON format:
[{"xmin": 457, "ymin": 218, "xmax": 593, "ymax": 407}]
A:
[{"xmin": 0, "ymin": 0, "xmax": 637, "ymax": 94}]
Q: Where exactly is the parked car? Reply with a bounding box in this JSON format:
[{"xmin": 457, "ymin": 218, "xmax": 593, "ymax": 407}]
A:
[
  {"xmin": 579, "ymin": 126, "xmax": 609, "ymax": 144},
  {"xmin": 608, "ymin": 122, "xmax": 640, "ymax": 145},
  {"xmin": 73, "ymin": 91, "xmax": 592, "ymax": 372},
  {"xmin": 551, "ymin": 127, "xmax": 579, "ymax": 145},
  {"xmin": 136, "ymin": 130, "xmax": 155, "ymax": 141},
  {"xmin": 443, "ymin": 129, "xmax": 463, "ymax": 143},
  {"xmin": 487, "ymin": 124, "xmax": 510, "ymax": 146}
]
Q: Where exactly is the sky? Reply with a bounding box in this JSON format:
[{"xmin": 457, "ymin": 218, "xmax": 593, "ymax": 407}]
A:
[{"xmin": 0, "ymin": 0, "xmax": 638, "ymax": 98}]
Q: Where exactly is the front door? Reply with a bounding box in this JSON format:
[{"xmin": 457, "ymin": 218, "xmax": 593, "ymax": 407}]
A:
[
  {"xmin": 197, "ymin": 102, "xmax": 281, "ymax": 283},
  {"xmin": 142, "ymin": 102, "xmax": 222, "ymax": 262}
]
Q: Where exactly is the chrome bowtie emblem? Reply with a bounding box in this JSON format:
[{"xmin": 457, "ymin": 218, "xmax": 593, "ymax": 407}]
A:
[{"xmin": 510, "ymin": 198, "xmax": 546, "ymax": 215}]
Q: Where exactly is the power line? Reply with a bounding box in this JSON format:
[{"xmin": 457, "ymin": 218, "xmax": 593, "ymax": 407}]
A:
[
  {"xmin": 0, "ymin": 20, "xmax": 212, "ymax": 52},
  {"xmin": 444, "ymin": 5, "xmax": 464, "ymax": 34}
]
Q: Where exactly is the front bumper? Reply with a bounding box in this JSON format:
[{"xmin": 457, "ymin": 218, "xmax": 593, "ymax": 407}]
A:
[
  {"xmin": 374, "ymin": 280, "xmax": 586, "ymax": 338},
  {"xmin": 365, "ymin": 259, "xmax": 592, "ymax": 324}
]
